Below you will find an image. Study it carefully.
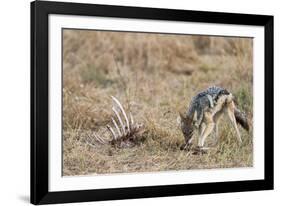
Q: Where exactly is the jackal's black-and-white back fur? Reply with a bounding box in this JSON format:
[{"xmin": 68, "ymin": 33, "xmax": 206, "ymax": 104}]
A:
[{"xmin": 179, "ymin": 86, "xmax": 249, "ymax": 150}]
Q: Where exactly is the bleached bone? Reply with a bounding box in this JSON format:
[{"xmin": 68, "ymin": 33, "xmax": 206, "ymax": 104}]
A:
[
  {"xmin": 111, "ymin": 117, "xmax": 122, "ymax": 137},
  {"xmin": 93, "ymin": 133, "xmax": 106, "ymax": 144},
  {"xmin": 111, "ymin": 96, "xmax": 130, "ymax": 132},
  {"xmin": 85, "ymin": 141, "xmax": 96, "ymax": 148},
  {"xmin": 93, "ymin": 136, "xmax": 103, "ymax": 144},
  {"xmin": 107, "ymin": 125, "xmax": 118, "ymax": 140},
  {"xmin": 90, "ymin": 96, "xmax": 143, "ymax": 148},
  {"xmin": 112, "ymin": 106, "xmax": 126, "ymax": 135}
]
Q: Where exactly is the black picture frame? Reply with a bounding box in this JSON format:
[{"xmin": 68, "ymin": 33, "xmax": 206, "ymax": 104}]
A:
[{"xmin": 31, "ymin": 0, "xmax": 274, "ymax": 204}]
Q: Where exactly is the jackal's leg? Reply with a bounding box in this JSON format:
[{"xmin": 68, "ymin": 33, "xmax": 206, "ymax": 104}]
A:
[
  {"xmin": 199, "ymin": 123, "xmax": 206, "ymax": 137},
  {"xmin": 215, "ymin": 123, "xmax": 219, "ymax": 139},
  {"xmin": 199, "ymin": 122, "xmax": 215, "ymax": 147},
  {"xmin": 227, "ymin": 102, "xmax": 242, "ymax": 144},
  {"xmin": 213, "ymin": 112, "xmax": 223, "ymax": 145},
  {"xmin": 197, "ymin": 123, "xmax": 205, "ymax": 146},
  {"xmin": 198, "ymin": 112, "xmax": 215, "ymax": 147},
  {"xmin": 213, "ymin": 122, "xmax": 219, "ymax": 145}
]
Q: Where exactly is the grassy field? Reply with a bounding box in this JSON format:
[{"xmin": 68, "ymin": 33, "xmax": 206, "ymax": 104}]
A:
[{"xmin": 62, "ymin": 29, "xmax": 253, "ymax": 176}]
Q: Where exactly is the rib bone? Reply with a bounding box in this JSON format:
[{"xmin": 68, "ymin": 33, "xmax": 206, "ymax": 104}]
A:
[
  {"xmin": 112, "ymin": 117, "xmax": 122, "ymax": 137},
  {"xmin": 107, "ymin": 125, "xmax": 118, "ymax": 140},
  {"xmin": 112, "ymin": 106, "xmax": 126, "ymax": 135},
  {"xmin": 93, "ymin": 133, "xmax": 106, "ymax": 144},
  {"xmin": 111, "ymin": 96, "xmax": 130, "ymax": 132}
]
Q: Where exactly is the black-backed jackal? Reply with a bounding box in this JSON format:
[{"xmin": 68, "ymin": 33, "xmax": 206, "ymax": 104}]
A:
[{"xmin": 178, "ymin": 86, "xmax": 250, "ymax": 151}]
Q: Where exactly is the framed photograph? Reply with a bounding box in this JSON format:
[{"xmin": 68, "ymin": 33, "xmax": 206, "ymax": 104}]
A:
[{"xmin": 31, "ymin": 0, "xmax": 274, "ymax": 204}]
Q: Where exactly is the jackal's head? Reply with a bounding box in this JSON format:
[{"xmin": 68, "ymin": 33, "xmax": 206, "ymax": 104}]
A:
[{"xmin": 178, "ymin": 112, "xmax": 194, "ymax": 144}]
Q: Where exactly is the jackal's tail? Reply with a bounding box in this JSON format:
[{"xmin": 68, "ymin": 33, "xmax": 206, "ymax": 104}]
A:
[{"xmin": 234, "ymin": 108, "xmax": 250, "ymax": 131}]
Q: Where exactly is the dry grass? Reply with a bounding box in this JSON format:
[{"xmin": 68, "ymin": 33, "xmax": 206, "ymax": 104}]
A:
[{"xmin": 62, "ymin": 29, "xmax": 253, "ymax": 176}]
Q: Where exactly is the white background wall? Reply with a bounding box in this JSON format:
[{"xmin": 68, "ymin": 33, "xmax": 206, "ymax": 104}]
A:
[{"xmin": 0, "ymin": 0, "xmax": 279, "ymax": 205}]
